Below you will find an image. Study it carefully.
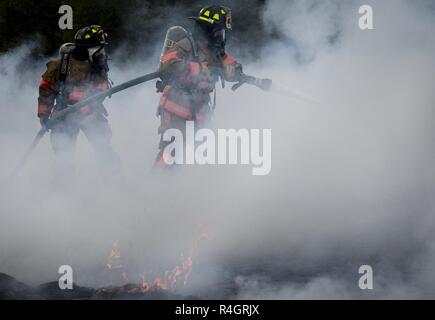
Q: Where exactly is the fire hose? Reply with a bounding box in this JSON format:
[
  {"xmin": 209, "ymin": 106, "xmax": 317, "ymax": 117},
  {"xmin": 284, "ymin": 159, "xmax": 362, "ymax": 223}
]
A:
[{"xmin": 5, "ymin": 70, "xmax": 272, "ymax": 181}]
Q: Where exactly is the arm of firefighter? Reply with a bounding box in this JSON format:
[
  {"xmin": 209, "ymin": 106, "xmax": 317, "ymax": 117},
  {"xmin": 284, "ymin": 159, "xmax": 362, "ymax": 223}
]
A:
[
  {"xmin": 37, "ymin": 62, "xmax": 59, "ymax": 118},
  {"xmin": 160, "ymin": 48, "xmax": 208, "ymax": 85},
  {"xmin": 79, "ymin": 73, "xmax": 110, "ymax": 114},
  {"xmin": 222, "ymin": 53, "xmax": 242, "ymax": 82},
  {"xmin": 93, "ymin": 72, "xmax": 109, "ymax": 97}
]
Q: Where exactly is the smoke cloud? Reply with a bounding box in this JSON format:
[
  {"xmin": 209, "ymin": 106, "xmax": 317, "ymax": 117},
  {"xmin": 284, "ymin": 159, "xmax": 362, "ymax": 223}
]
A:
[{"xmin": 1, "ymin": 0, "xmax": 435, "ymax": 299}]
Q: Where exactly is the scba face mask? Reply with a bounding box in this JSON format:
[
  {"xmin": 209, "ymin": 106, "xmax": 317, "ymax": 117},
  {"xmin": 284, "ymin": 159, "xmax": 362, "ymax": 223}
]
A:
[
  {"xmin": 88, "ymin": 46, "xmax": 108, "ymax": 70},
  {"xmin": 88, "ymin": 46, "xmax": 103, "ymax": 64},
  {"xmin": 213, "ymin": 29, "xmax": 226, "ymax": 46},
  {"xmin": 211, "ymin": 29, "xmax": 227, "ymax": 57}
]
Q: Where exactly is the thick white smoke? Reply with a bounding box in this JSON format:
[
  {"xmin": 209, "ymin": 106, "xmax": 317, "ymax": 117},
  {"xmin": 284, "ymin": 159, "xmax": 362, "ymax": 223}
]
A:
[{"xmin": 1, "ymin": 0, "xmax": 435, "ymax": 299}]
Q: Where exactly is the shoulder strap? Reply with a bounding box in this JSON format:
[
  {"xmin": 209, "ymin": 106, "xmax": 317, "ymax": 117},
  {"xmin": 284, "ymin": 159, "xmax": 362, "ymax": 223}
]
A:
[
  {"xmin": 59, "ymin": 52, "xmax": 70, "ymax": 84},
  {"xmin": 56, "ymin": 53, "xmax": 70, "ymax": 109},
  {"xmin": 187, "ymin": 32, "xmax": 199, "ymax": 61}
]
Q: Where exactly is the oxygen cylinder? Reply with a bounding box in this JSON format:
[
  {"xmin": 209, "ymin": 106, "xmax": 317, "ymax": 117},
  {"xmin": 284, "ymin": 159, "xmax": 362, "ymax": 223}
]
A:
[
  {"xmin": 59, "ymin": 43, "xmax": 75, "ymax": 56},
  {"xmin": 157, "ymin": 26, "xmax": 189, "ymax": 72}
]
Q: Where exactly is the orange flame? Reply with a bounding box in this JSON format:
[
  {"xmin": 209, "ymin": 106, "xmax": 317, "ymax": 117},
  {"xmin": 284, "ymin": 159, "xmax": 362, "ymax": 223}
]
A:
[
  {"xmin": 106, "ymin": 241, "xmax": 123, "ymax": 270},
  {"xmin": 106, "ymin": 222, "xmax": 209, "ymax": 293}
]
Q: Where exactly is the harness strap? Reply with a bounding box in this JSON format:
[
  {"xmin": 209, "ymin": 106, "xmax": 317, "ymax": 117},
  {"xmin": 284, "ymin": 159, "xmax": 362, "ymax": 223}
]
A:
[
  {"xmin": 59, "ymin": 53, "xmax": 70, "ymax": 83},
  {"xmin": 187, "ymin": 32, "xmax": 199, "ymax": 61},
  {"xmin": 57, "ymin": 53, "xmax": 70, "ymax": 110}
]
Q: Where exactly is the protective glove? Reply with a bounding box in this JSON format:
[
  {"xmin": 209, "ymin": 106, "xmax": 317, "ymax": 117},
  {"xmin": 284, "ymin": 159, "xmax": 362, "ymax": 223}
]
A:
[{"xmin": 225, "ymin": 62, "xmax": 243, "ymax": 82}]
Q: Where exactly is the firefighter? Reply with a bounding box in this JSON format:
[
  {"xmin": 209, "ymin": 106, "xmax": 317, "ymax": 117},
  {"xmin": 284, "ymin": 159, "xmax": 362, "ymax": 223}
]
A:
[
  {"xmin": 155, "ymin": 5, "xmax": 243, "ymax": 168},
  {"xmin": 37, "ymin": 25, "xmax": 120, "ymax": 176}
]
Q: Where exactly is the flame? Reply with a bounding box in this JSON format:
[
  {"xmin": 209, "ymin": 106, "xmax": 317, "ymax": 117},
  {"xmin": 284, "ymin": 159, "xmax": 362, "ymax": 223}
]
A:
[
  {"xmin": 106, "ymin": 222, "xmax": 209, "ymax": 293},
  {"xmin": 183, "ymin": 257, "xmax": 193, "ymax": 286},
  {"xmin": 154, "ymin": 277, "xmax": 167, "ymax": 290},
  {"xmin": 106, "ymin": 241, "xmax": 123, "ymax": 270},
  {"xmin": 139, "ymin": 274, "xmax": 151, "ymax": 293}
]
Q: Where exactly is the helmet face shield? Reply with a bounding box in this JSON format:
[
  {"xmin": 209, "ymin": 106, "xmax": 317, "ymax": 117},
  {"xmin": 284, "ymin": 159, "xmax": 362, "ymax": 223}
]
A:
[
  {"xmin": 87, "ymin": 46, "xmax": 104, "ymax": 64},
  {"xmin": 225, "ymin": 11, "xmax": 232, "ymax": 30},
  {"xmin": 209, "ymin": 28, "xmax": 226, "ymax": 56}
]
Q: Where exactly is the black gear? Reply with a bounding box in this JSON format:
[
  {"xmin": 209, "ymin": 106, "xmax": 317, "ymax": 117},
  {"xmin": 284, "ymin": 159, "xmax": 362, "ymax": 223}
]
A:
[
  {"xmin": 190, "ymin": 6, "xmax": 233, "ymax": 56},
  {"xmin": 74, "ymin": 25, "xmax": 108, "ymax": 47},
  {"xmin": 189, "ymin": 5, "xmax": 232, "ymax": 31}
]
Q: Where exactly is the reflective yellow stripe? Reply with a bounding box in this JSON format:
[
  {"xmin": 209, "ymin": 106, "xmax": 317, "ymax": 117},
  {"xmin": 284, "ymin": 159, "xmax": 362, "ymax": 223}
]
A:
[{"xmin": 199, "ymin": 16, "xmax": 214, "ymax": 24}]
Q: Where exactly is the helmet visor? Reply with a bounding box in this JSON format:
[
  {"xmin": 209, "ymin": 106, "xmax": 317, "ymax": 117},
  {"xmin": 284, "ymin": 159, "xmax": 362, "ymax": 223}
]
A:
[{"xmin": 225, "ymin": 12, "xmax": 232, "ymax": 30}]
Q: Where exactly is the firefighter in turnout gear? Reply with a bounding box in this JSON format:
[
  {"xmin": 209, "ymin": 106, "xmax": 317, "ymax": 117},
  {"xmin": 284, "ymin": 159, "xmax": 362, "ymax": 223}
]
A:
[
  {"xmin": 37, "ymin": 25, "xmax": 120, "ymax": 176},
  {"xmin": 155, "ymin": 5, "xmax": 243, "ymax": 168}
]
